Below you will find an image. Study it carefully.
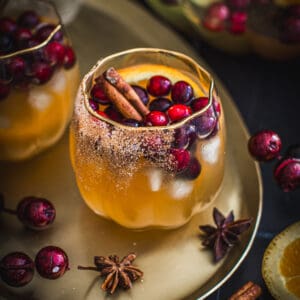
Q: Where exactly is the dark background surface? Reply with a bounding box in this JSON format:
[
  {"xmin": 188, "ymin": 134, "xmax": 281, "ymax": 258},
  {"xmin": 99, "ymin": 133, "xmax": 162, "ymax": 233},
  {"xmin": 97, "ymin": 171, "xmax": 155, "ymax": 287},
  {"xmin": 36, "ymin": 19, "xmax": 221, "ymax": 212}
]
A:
[{"xmin": 138, "ymin": 1, "xmax": 300, "ymax": 299}]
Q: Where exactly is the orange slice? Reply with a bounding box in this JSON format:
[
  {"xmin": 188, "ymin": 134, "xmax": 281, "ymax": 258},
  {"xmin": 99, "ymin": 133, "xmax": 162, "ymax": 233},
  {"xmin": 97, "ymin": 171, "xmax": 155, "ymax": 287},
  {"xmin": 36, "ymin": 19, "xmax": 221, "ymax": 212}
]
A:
[{"xmin": 262, "ymin": 221, "xmax": 300, "ymax": 300}]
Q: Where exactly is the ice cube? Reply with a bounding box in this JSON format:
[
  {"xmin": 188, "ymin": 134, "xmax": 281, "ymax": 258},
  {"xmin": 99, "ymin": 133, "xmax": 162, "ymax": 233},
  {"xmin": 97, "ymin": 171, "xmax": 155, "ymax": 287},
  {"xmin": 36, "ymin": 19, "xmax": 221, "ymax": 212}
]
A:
[
  {"xmin": 0, "ymin": 115, "xmax": 10, "ymax": 129},
  {"xmin": 147, "ymin": 168, "xmax": 162, "ymax": 192},
  {"xmin": 28, "ymin": 88, "xmax": 52, "ymax": 111},
  {"xmin": 169, "ymin": 179, "xmax": 193, "ymax": 200},
  {"xmin": 47, "ymin": 69, "xmax": 66, "ymax": 93},
  {"xmin": 200, "ymin": 136, "xmax": 220, "ymax": 164}
]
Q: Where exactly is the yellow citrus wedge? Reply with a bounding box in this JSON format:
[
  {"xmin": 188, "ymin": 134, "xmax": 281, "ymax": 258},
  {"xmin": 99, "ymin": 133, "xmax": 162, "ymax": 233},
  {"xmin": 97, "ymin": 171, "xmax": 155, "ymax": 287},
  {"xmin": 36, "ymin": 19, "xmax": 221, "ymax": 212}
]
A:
[{"xmin": 262, "ymin": 221, "xmax": 300, "ymax": 300}]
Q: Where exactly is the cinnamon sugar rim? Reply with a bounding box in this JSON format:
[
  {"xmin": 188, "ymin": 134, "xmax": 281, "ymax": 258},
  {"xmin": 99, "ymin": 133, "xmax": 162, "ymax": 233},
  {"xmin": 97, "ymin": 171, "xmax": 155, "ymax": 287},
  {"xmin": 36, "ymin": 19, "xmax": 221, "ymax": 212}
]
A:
[
  {"xmin": 0, "ymin": 0, "xmax": 69, "ymax": 60},
  {"xmin": 82, "ymin": 48, "xmax": 216, "ymax": 132}
]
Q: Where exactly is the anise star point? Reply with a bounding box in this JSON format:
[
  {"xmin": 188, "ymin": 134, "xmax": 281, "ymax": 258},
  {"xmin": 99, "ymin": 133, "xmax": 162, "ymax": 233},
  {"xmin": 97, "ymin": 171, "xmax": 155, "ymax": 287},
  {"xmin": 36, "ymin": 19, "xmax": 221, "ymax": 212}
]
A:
[
  {"xmin": 78, "ymin": 252, "xmax": 143, "ymax": 294},
  {"xmin": 199, "ymin": 207, "xmax": 253, "ymax": 262}
]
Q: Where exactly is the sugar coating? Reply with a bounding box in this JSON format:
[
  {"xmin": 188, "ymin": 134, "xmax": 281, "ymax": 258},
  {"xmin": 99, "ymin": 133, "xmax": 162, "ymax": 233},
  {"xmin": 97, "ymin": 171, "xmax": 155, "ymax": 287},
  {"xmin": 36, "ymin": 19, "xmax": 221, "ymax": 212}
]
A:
[
  {"xmin": 168, "ymin": 179, "xmax": 193, "ymax": 200},
  {"xmin": 28, "ymin": 88, "xmax": 52, "ymax": 111},
  {"xmin": 200, "ymin": 136, "xmax": 220, "ymax": 164}
]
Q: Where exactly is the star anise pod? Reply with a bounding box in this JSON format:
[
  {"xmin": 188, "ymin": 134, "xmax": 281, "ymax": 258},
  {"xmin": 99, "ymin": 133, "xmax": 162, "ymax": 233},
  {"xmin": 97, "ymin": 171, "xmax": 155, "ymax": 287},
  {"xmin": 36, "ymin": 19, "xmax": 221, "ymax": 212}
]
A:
[
  {"xmin": 78, "ymin": 252, "xmax": 143, "ymax": 294},
  {"xmin": 199, "ymin": 207, "xmax": 253, "ymax": 263}
]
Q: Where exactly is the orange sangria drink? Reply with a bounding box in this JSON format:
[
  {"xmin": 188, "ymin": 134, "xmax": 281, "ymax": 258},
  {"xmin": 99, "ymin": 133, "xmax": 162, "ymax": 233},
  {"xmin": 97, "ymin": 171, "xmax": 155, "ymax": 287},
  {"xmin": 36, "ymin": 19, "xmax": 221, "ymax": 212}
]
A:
[
  {"xmin": 70, "ymin": 48, "xmax": 225, "ymax": 229},
  {"xmin": 0, "ymin": 0, "xmax": 79, "ymax": 161}
]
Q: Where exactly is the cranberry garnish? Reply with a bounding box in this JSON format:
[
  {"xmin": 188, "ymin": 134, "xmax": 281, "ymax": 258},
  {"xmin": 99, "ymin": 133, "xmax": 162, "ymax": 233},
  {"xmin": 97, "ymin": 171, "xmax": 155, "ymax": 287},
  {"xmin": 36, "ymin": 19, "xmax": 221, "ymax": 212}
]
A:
[
  {"xmin": 104, "ymin": 106, "xmax": 123, "ymax": 122},
  {"xmin": 122, "ymin": 118, "xmax": 141, "ymax": 127},
  {"xmin": 15, "ymin": 28, "xmax": 32, "ymax": 49},
  {"xmin": 96, "ymin": 110, "xmax": 108, "ymax": 119},
  {"xmin": 0, "ymin": 17, "xmax": 17, "ymax": 34},
  {"xmin": 149, "ymin": 97, "xmax": 173, "ymax": 112},
  {"xmin": 35, "ymin": 246, "xmax": 69, "ymax": 279},
  {"xmin": 7, "ymin": 56, "xmax": 26, "ymax": 81},
  {"xmin": 180, "ymin": 157, "xmax": 202, "ymax": 180},
  {"xmin": 203, "ymin": 3, "xmax": 230, "ymax": 32},
  {"xmin": 213, "ymin": 98, "xmax": 221, "ymax": 116},
  {"xmin": 193, "ymin": 110, "xmax": 217, "ymax": 139},
  {"xmin": 145, "ymin": 111, "xmax": 169, "ymax": 126},
  {"xmin": 91, "ymin": 83, "xmax": 110, "ymax": 105},
  {"xmin": 0, "ymin": 83, "xmax": 10, "ymax": 100},
  {"xmin": 147, "ymin": 75, "xmax": 172, "ymax": 96},
  {"xmin": 229, "ymin": 11, "xmax": 247, "ymax": 34},
  {"xmin": 132, "ymin": 85, "xmax": 149, "ymax": 106},
  {"xmin": 35, "ymin": 24, "xmax": 63, "ymax": 42},
  {"xmin": 186, "ymin": 123, "xmax": 197, "ymax": 148},
  {"xmin": 171, "ymin": 81, "xmax": 194, "ymax": 104},
  {"xmin": 0, "ymin": 252, "xmax": 34, "ymax": 287},
  {"xmin": 44, "ymin": 41, "xmax": 66, "ymax": 66},
  {"xmin": 167, "ymin": 104, "xmax": 192, "ymax": 122},
  {"xmin": 191, "ymin": 97, "xmax": 209, "ymax": 112},
  {"xmin": 281, "ymin": 16, "xmax": 300, "ymax": 43},
  {"xmin": 274, "ymin": 158, "xmax": 300, "ymax": 192},
  {"xmin": 173, "ymin": 127, "xmax": 190, "ymax": 149},
  {"xmin": 63, "ymin": 46, "xmax": 76, "ymax": 69},
  {"xmin": 18, "ymin": 10, "xmax": 40, "ymax": 29},
  {"xmin": 248, "ymin": 130, "xmax": 282, "ymax": 162},
  {"xmin": 285, "ymin": 144, "xmax": 300, "ymax": 159},
  {"xmin": 170, "ymin": 148, "xmax": 191, "ymax": 172},
  {"xmin": 0, "ymin": 33, "xmax": 14, "ymax": 54},
  {"xmin": 31, "ymin": 62, "xmax": 53, "ymax": 84},
  {"xmin": 89, "ymin": 98, "xmax": 99, "ymax": 111}
]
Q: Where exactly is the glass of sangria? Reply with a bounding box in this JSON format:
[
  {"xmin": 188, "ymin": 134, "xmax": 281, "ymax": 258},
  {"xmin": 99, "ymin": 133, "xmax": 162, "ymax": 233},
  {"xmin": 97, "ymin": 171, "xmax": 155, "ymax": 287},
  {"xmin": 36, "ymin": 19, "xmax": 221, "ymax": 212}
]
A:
[
  {"xmin": 70, "ymin": 48, "xmax": 225, "ymax": 229},
  {"xmin": 0, "ymin": 0, "xmax": 79, "ymax": 161}
]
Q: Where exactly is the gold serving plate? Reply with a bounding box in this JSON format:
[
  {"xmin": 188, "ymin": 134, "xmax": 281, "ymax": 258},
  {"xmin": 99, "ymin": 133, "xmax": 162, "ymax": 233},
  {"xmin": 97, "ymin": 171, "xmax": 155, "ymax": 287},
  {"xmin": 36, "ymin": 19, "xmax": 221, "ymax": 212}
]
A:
[{"xmin": 0, "ymin": 0, "xmax": 262, "ymax": 299}]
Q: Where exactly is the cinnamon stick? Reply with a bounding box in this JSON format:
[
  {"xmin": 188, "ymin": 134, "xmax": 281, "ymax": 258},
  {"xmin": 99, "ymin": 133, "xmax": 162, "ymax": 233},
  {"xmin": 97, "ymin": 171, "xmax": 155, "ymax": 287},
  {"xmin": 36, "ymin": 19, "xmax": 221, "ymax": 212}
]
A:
[
  {"xmin": 228, "ymin": 281, "xmax": 262, "ymax": 300},
  {"xmin": 104, "ymin": 67, "xmax": 150, "ymax": 117},
  {"xmin": 97, "ymin": 75, "xmax": 143, "ymax": 121}
]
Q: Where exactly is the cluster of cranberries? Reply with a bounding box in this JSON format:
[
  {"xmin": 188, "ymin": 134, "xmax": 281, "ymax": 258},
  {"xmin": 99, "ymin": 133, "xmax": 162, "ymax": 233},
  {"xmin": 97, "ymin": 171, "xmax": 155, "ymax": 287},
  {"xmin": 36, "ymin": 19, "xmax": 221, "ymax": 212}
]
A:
[
  {"xmin": 0, "ymin": 246, "xmax": 69, "ymax": 287},
  {"xmin": 0, "ymin": 10, "xmax": 76, "ymax": 100},
  {"xmin": 248, "ymin": 130, "xmax": 300, "ymax": 192},
  {"xmin": 0, "ymin": 194, "xmax": 55, "ymax": 230},
  {"xmin": 90, "ymin": 74, "xmax": 221, "ymax": 180}
]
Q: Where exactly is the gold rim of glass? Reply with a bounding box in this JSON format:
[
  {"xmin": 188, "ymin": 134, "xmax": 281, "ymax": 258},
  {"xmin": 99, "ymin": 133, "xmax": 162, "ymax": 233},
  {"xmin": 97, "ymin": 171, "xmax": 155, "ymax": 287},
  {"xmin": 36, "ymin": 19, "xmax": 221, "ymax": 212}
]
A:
[
  {"xmin": 0, "ymin": 0, "xmax": 65, "ymax": 60},
  {"xmin": 82, "ymin": 48, "xmax": 216, "ymax": 132}
]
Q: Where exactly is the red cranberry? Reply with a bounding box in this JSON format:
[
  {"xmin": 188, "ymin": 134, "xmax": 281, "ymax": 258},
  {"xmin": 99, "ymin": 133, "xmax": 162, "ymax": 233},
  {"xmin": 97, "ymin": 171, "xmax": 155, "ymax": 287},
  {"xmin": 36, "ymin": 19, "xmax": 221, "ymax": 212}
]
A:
[
  {"xmin": 18, "ymin": 10, "xmax": 40, "ymax": 29},
  {"xmin": 145, "ymin": 111, "xmax": 169, "ymax": 126},
  {"xmin": 0, "ymin": 252, "xmax": 34, "ymax": 287},
  {"xmin": 171, "ymin": 81, "xmax": 194, "ymax": 104},
  {"xmin": 132, "ymin": 85, "xmax": 149, "ymax": 106},
  {"xmin": 186, "ymin": 123, "xmax": 197, "ymax": 148},
  {"xmin": 173, "ymin": 127, "xmax": 190, "ymax": 149},
  {"xmin": 149, "ymin": 97, "xmax": 173, "ymax": 112},
  {"xmin": 248, "ymin": 130, "xmax": 282, "ymax": 162},
  {"xmin": 147, "ymin": 75, "xmax": 172, "ymax": 96},
  {"xmin": 180, "ymin": 157, "xmax": 201, "ymax": 179},
  {"xmin": 104, "ymin": 106, "xmax": 123, "ymax": 122},
  {"xmin": 274, "ymin": 158, "xmax": 300, "ymax": 192},
  {"xmin": 89, "ymin": 98, "xmax": 99, "ymax": 111},
  {"xmin": 0, "ymin": 33, "xmax": 14, "ymax": 54},
  {"xmin": 170, "ymin": 148, "xmax": 191, "ymax": 172},
  {"xmin": 35, "ymin": 24, "xmax": 63, "ymax": 42},
  {"xmin": 122, "ymin": 118, "xmax": 141, "ymax": 127},
  {"xmin": 44, "ymin": 41, "xmax": 65, "ymax": 65},
  {"xmin": 193, "ymin": 110, "xmax": 217, "ymax": 139},
  {"xmin": 203, "ymin": 3, "xmax": 230, "ymax": 32},
  {"xmin": 35, "ymin": 246, "xmax": 69, "ymax": 279},
  {"xmin": 91, "ymin": 83, "xmax": 110, "ymax": 105},
  {"xmin": 191, "ymin": 97, "xmax": 209, "ymax": 112},
  {"xmin": 281, "ymin": 16, "xmax": 300, "ymax": 43},
  {"xmin": 167, "ymin": 104, "xmax": 192, "ymax": 122},
  {"xmin": 0, "ymin": 17, "xmax": 17, "ymax": 34},
  {"xmin": 96, "ymin": 110, "xmax": 108, "ymax": 119},
  {"xmin": 285, "ymin": 144, "xmax": 300, "ymax": 159},
  {"xmin": 31, "ymin": 62, "xmax": 53, "ymax": 84},
  {"xmin": 7, "ymin": 56, "xmax": 26, "ymax": 81},
  {"xmin": 213, "ymin": 98, "xmax": 221, "ymax": 116},
  {"xmin": 16, "ymin": 196, "xmax": 56, "ymax": 230},
  {"xmin": 0, "ymin": 83, "xmax": 10, "ymax": 100},
  {"xmin": 15, "ymin": 28, "xmax": 33, "ymax": 49},
  {"xmin": 227, "ymin": 0, "xmax": 250, "ymax": 8},
  {"xmin": 229, "ymin": 12, "xmax": 247, "ymax": 34},
  {"xmin": 63, "ymin": 46, "xmax": 76, "ymax": 69}
]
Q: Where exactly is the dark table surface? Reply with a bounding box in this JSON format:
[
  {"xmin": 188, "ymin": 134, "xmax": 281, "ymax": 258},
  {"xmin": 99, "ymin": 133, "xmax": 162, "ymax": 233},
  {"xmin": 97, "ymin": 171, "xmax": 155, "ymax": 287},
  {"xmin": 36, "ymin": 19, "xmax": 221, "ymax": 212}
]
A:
[{"xmin": 139, "ymin": 2, "xmax": 300, "ymax": 299}]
